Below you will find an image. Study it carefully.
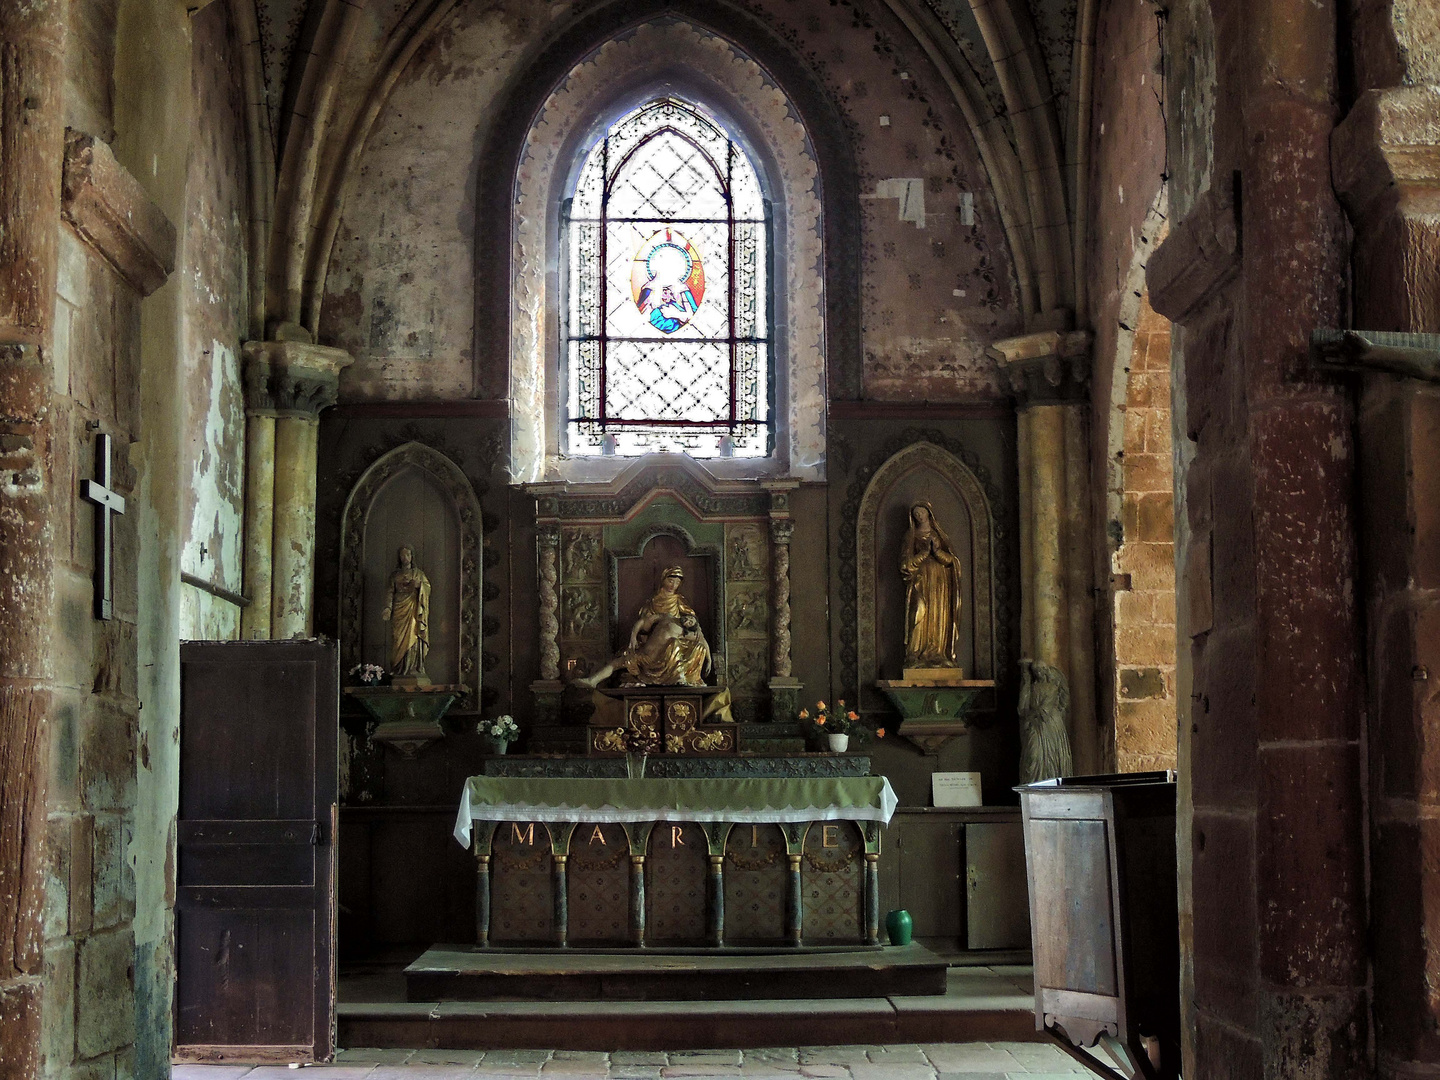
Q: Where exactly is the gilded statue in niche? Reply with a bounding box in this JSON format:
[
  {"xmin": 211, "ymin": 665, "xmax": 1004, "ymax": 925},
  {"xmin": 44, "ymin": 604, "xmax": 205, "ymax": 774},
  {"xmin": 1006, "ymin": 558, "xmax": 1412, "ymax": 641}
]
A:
[
  {"xmin": 382, "ymin": 545, "xmax": 431, "ymax": 684},
  {"xmin": 573, "ymin": 565, "xmax": 711, "ymax": 688},
  {"xmin": 900, "ymin": 502, "xmax": 963, "ymax": 674}
]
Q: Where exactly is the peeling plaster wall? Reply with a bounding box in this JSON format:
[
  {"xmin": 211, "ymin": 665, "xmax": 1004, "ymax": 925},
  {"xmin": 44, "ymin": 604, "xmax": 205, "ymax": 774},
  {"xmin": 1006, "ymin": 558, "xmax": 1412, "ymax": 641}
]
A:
[
  {"xmin": 320, "ymin": 0, "xmax": 1019, "ymax": 408},
  {"xmin": 179, "ymin": 4, "xmax": 250, "ymax": 642}
]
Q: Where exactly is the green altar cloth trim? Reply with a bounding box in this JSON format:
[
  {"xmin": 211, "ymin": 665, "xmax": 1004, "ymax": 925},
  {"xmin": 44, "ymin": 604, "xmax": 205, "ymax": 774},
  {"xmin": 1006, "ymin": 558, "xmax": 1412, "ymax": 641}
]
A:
[{"xmin": 452, "ymin": 775, "xmax": 898, "ymax": 847}]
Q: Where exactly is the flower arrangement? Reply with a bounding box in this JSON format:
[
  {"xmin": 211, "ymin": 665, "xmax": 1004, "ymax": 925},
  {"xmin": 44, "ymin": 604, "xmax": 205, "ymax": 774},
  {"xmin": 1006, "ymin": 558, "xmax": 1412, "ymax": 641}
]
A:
[
  {"xmin": 348, "ymin": 663, "xmax": 386, "ymax": 687},
  {"xmin": 478, "ymin": 714, "xmax": 520, "ymax": 745},
  {"xmin": 798, "ymin": 699, "xmax": 886, "ymax": 744}
]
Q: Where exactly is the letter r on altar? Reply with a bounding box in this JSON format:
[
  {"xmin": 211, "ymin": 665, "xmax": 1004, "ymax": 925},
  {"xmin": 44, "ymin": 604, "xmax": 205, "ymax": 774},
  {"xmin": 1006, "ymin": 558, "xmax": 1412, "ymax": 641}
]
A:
[{"xmin": 671, "ymin": 825, "xmax": 685, "ymax": 847}]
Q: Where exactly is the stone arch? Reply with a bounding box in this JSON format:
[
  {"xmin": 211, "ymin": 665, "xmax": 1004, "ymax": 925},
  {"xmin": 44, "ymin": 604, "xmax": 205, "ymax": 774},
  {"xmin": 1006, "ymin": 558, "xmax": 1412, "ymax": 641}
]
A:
[
  {"xmin": 855, "ymin": 442, "xmax": 998, "ymax": 711},
  {"xmin": 489, "ymin": 12, "xmax": 848, "ymax": 483},
  {"xmin": 1103, "ymin": 189, "xmax": 1178, "ymax": 773},
  {"xmin": 338, "ymin": 441, "xmax": 484, "ymax": 706}
]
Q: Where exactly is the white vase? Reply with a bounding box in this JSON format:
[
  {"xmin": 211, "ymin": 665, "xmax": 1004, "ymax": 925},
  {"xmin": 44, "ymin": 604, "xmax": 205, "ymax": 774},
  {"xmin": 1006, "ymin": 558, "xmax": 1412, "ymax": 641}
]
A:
[{"xmin": 826, "ymin": 733, "xmax": 850, "ymax": 753}]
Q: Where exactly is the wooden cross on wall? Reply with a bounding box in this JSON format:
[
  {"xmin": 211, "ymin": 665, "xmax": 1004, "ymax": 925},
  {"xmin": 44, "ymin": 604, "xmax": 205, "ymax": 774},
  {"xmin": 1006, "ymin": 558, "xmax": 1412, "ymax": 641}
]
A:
[{"xmin": 81, "ymin": 432, "xmax": 126, "ymax": 621}]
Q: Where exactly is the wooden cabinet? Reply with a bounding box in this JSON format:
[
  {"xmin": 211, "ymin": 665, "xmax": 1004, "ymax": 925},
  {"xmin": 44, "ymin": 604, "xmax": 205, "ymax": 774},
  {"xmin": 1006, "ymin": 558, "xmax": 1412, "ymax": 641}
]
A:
[{"xmin": 880, "ymin": 808, "xmax": 1031, "ymax": 956}]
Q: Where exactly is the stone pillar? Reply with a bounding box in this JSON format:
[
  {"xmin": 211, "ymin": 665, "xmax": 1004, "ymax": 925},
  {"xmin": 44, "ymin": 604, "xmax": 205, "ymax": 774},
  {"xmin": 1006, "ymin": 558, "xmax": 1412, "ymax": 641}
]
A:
[
  {"xmin": 765, "ymin": 482, "xmax": 803, "ymax": 722},
  {"xmin": 708, "ymin": 854, "xmax": 725, "ymax": 947},
  {"xmin": 240, "ymin": 340, "xmax": 352, "ymax": 640},
  {"xmin": 992, "ymin": 331, "xmax": 1099, "ymax": 774},
  {"xmin": 1150, "ymin": 157, "xmax": 1366, "ymax": 1073},
  {"xmin": 552, "ymin": 854, "xmax": 568, "ymax": 948},
  {"xmin": 474, "ymin": 851, "xmax": 491, "ymax": 947},
  {"xmin": 1332, "ymin": 82, "xmax": 1440, "ymax": 1073},
  {"xmin": 0, "ymin": 1, "xmax": 65, "ymax": 1071}
]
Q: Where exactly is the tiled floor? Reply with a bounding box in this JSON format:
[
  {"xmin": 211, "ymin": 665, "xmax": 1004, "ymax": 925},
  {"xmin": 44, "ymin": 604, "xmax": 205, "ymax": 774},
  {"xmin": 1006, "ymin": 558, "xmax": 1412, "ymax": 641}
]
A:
[{"xmin": 171, "ymin": 1042, "xmax": 1094, "ymax": 1079}]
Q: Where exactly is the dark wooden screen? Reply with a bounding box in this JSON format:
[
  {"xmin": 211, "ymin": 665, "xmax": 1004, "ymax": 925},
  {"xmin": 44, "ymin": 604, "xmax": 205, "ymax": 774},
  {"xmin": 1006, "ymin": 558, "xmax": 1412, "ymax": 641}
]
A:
[{"xmin": 175, "ymin": 640, "xmax": 338, "ymax": 1063}]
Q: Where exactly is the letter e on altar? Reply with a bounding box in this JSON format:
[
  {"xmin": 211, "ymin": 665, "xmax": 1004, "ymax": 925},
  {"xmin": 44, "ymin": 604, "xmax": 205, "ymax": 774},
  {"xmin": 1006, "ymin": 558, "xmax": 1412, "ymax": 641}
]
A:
[
  {"xmin": 511, "ymin": 822, "xmax": 535, "ymax": 846},
  {"xmin": 822, "ymin": 825, "xmax": 840, "ymax": 848}
]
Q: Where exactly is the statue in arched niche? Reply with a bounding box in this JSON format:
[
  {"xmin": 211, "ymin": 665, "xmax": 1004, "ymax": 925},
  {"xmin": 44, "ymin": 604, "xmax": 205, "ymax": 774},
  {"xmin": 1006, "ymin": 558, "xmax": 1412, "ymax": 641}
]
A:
[
  {"xmin": 900, "ymin": 502, "xmax": 963, "ymax": 674},
  {"xmin": 382, "ymin": 545, "xmax": 431, "ymax": 684}
]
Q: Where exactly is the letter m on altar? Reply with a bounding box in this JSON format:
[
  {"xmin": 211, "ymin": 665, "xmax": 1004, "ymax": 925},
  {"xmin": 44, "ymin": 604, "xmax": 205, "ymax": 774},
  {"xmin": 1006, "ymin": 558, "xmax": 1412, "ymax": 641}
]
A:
[{"xmin": 510, "ymin": 822, "xmax": 536, "ymax": 846}]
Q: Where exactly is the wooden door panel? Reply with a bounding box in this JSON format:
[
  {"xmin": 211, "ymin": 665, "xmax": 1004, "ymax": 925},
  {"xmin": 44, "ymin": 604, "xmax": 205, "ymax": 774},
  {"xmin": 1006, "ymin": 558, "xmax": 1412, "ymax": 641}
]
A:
[{"xmin": 176, "ymin": 641, "xmax": 337, "ymax": 1063}]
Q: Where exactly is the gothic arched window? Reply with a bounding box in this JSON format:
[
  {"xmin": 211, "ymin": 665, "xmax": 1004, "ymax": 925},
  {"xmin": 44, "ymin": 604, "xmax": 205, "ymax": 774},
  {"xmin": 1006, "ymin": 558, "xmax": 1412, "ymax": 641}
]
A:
[{"xmin": 564, "ymin": 98, "xmax": 771, "ymax": 459}]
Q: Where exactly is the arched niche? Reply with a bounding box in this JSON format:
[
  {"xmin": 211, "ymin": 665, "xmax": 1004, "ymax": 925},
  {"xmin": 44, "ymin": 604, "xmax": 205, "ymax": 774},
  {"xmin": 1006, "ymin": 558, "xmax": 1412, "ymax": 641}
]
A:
[
  {"xmin": 607, "ymin": 524, "xmax": 723, "ymax": 664},
  {"xmin": 856, "ymin": 442, "xmax": 997, "ymax": 710},
  {"xmin": 339, "ymin": 442, "xmax": 483, "ymax": 704},
  {"xmin": 504, "ymin": 18, "xmax": 830, "ymax": 483}
]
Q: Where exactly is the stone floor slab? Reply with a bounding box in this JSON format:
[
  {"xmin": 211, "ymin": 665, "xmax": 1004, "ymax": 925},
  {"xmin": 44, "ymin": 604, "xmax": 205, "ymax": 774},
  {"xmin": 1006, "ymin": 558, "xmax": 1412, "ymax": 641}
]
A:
[
  {"xmin": 335, "ymin": 1051, "xmax": 416, "ymax": 1065},
  {"xmin": 847, "ymin": 1066, "xmax": 937, "ymax": 1080},
  {"xmin": 610, "ymin": 1055, "xmax": 668, "ymax": 1067}
]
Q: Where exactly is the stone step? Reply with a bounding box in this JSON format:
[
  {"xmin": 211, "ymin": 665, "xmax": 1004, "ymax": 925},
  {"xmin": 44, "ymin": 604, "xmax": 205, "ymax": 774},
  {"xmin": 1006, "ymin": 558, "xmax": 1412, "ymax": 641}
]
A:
[
  {"xmin": 338, "ymin": 968, "xmax": 1039, "ymax": 1051},
  {"xmin": 403, "ymin": 944, "xmax": 948, "ymax": 1002}
]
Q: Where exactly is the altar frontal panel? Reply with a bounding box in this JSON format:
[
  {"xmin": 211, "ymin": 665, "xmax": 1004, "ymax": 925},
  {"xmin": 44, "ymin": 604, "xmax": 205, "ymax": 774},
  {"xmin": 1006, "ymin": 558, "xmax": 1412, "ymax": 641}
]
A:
[
  {"xmin": 646, "ymin": 821, "xmax": 709, "ymax": 944},
  {"xmin": 490, "ymin": 821, "xmax": 553, "ymax": 944},
  {"xmin": 567, "ymin": 822, "xmax": 630, "ymax": 943}
]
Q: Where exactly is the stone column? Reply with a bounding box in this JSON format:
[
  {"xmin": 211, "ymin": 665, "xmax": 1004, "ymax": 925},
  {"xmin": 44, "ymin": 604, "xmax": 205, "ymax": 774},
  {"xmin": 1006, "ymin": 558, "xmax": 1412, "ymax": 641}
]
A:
[
  {"xmin": 1332, "ymin": 82, "xmax": 1440, "ymax": 1073},
  {"xmin": 240, "ymin": 340, "xmax": 352, "ymax": 640},
  {"xmin": 992, "ymin": 331, "xmax": 1099, "ymax": 774},
  {"xmin": 0, "ymin": 0, "xmax": 65, "ymax": 1069},
  {"xmin": 765, "ymin": 482, "xmax": 802, "ymax": 722}
]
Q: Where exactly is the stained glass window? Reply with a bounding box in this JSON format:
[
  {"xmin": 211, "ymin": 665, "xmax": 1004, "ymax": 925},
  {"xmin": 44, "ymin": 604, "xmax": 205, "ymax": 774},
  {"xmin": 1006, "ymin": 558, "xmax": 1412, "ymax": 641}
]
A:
[{"xmin": 565, "ymin": 98, "xmax": 771, "ymax": 458}]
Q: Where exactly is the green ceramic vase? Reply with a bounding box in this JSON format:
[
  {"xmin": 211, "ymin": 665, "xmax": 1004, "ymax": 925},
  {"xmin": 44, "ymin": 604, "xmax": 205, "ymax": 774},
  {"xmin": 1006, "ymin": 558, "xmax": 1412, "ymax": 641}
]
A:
[{"xmin": 885, "ymin": 908, "xmax": 913, "ymax": 946}]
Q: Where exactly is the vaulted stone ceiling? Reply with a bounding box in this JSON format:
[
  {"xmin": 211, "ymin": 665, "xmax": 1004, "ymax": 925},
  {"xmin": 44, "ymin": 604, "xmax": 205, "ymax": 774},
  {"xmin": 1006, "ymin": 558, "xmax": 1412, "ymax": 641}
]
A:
[{"xmin": 230, "ymin": 0, "xmax": 1094, "ymax": 345}]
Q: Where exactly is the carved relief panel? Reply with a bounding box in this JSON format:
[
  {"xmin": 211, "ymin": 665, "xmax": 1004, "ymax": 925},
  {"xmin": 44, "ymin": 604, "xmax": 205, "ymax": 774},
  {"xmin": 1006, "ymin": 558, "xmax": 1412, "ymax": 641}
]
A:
[
  {"xmin": 723, "ymin": 523, "xmax": 771, "ymax": 722},
  {"xmin": 559, "ymin": 526, "xmax": 606, "ymax": 680}
]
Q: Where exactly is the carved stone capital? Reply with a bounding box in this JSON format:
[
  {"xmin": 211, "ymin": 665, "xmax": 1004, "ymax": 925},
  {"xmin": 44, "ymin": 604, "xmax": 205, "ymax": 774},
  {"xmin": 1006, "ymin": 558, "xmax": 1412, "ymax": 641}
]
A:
[
  {"xmin": 242, "ymin": 340, "xmax": 354, "ymax": 417},
  {"xmin": 1145, "ymin": 184, "xmax": 1240, "ymax": 324},
  {"xmin": 61, "ymin": 131, "xmax": 177, "ymax": 297},
  {"xmin": 1332, "ymin": 86, "xmax": 1440, "ymax": 228},
  {"xmin": 537, "ymin": 523, "xmax": 561, "ymax": 548},
  {"xmin": 770, "ymin": 518, "xmax": 795, "ymax": 546},
  {"xmin": 988, "ymin": 330, "xmax": 1092, "ymax": 406}
]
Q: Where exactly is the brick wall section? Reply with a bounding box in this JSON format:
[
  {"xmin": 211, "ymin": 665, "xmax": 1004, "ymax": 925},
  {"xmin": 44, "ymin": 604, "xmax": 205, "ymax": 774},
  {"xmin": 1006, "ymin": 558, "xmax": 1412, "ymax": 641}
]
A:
[{"xmin": 1113, "ymin": 295, "xmax": 1178, "ymax": 772}]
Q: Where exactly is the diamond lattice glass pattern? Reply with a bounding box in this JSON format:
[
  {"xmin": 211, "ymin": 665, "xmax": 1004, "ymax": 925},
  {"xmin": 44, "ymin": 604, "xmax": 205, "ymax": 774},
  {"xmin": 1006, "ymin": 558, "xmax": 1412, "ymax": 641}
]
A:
[{"xmin": 566, "ymin": 98, "xmax": 770, "ymax": 458}]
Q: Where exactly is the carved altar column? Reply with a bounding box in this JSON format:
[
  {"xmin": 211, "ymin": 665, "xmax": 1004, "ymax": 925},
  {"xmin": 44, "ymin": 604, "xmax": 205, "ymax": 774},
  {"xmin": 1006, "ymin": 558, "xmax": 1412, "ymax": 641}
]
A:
[
  {"xmin": 530, "ymin": 520, "xmax": 563, "ymax": 724},
  {"xmin": 765, "ymin": 482, "xmax": 802, "ymax": 722},
  {"xmin": 240, "ymin": 340, "xmax": 352, "ymax": 639},
  {"xmin": 991, "ymin": 331, "xmax": 1099, "ymax": 774}
]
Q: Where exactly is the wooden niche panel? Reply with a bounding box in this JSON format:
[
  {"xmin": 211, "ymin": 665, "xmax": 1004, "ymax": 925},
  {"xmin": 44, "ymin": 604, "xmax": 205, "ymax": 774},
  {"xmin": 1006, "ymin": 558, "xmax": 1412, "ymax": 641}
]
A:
[
  {"xmin": 724, "ymin": 823, "xmax": 787, "ymax": 943},
  {"xmin": 646, "ymin": 821, "xmax": 708, "ymax": 944},
  {"xmin": 490, "ymin": 821, "xmax": 553, "ymax": 944},
  {"xmin": 802, "ymin": 821, "xmax": 864, "ymax": 944},
  {"xmin": 567, "ymin": 822, "xmax": 630, "ymax": 944}
]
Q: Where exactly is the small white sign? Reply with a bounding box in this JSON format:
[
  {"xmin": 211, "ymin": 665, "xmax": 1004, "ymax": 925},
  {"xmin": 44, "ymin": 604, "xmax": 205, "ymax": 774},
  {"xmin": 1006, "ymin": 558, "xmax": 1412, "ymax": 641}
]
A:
[{"xmin": 932, "ymin": 771, "xmax": 983, "ymax": 808}]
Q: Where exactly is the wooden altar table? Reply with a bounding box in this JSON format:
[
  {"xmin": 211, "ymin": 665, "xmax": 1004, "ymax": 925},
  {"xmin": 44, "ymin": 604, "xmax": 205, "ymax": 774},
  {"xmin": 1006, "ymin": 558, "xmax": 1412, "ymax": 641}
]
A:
[{"xmin": 453, "ymin": 776, "xmax": 898, "ymax": 949}]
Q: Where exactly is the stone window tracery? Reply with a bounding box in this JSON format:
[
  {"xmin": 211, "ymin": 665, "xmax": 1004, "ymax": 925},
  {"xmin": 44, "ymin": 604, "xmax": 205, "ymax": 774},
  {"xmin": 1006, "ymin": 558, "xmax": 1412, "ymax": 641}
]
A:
[{"xmin": 564, "ymin": 98, "xmax": 771, "ymax": 459}]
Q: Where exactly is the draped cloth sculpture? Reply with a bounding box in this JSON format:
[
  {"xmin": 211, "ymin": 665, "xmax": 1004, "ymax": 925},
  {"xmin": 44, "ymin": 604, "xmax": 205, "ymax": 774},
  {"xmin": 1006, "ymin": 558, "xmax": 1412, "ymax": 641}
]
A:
[
  {"xmin": 381, "ymin": 545, "xmax": 431, "ymax": 683},
  {"xmin": 575, "ymin": 565, "xmax": 712, "ymax": 688},
  {"xmin": 899, "ymin": 502, "xmax": 964, "ymax": 672}
]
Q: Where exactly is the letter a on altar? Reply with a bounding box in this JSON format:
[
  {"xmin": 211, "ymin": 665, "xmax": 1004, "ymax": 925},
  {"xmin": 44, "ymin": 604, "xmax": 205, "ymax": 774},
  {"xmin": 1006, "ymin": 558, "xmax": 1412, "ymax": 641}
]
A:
[
  {"xmin": 590, "ymin": 825, "xmax": 606, "ymax": 845},
  {"xmin": 511, "ymin": 822, "xmax": 535, "ymax": 846}
]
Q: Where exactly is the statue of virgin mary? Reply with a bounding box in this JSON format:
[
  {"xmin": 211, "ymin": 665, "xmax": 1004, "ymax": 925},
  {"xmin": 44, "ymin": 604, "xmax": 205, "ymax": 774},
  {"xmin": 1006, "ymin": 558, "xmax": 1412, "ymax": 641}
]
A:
[{"xmin": 899, "ymin": 502, "xmax": 964, "ymax": 670}]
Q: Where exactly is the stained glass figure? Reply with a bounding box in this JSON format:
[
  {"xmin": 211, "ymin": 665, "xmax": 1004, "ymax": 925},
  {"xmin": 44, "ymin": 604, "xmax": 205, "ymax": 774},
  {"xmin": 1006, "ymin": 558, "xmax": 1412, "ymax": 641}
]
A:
[
  {"xmin": 565, "ymin": 98, "xmax": 771, "ymax": 458},
  {"xmin": 632, "ymin": 229, "xmax": 704, "ymax": 334}
]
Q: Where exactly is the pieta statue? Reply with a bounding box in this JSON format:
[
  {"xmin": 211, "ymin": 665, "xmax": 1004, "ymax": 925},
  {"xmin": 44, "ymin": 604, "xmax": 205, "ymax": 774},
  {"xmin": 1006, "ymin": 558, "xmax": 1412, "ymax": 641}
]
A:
[
  {"xmin": 381, "ymin": 545, "xmax": 431, "ymax": 684},
  {"xmin": 573, "ymin": 564, "xmax": 712, "ymax": 688},
  {"xmin": 900, "ymin": 501, "xmax": 964, "ymax": 672}
]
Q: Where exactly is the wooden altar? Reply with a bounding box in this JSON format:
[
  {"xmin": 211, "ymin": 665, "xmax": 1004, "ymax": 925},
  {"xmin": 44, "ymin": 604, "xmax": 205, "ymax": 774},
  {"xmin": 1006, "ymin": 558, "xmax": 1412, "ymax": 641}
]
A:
[
  {"xmin": 588, "ymin": 686, "xmax": 737, "ymax": 756},
  {"xmin": 454, "ymin": 775, "xmax": 897, "ymax": 950}
]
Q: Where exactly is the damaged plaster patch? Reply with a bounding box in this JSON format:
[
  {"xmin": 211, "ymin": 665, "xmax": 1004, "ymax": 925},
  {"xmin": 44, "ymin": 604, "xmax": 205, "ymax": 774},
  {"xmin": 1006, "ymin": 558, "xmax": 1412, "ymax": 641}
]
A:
[{"xmin": 179, "ymin": 339, "xmax": 244, "ymax": 640}]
